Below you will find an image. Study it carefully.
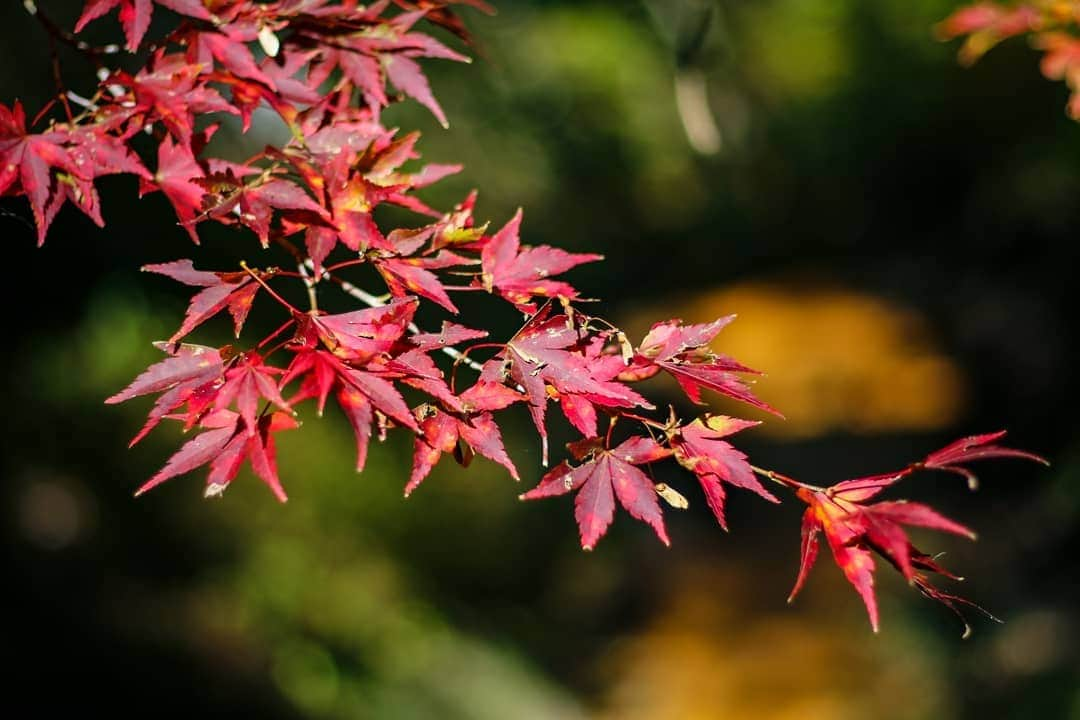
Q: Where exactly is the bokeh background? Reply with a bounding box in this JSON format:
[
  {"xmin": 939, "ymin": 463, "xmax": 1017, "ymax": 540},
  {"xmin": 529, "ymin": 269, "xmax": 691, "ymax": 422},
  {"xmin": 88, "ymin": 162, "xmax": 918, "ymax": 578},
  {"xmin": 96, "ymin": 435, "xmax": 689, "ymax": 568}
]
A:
[{"xmin": 2, "ymin": 1, "xmax": 1078, "ymax": 718}]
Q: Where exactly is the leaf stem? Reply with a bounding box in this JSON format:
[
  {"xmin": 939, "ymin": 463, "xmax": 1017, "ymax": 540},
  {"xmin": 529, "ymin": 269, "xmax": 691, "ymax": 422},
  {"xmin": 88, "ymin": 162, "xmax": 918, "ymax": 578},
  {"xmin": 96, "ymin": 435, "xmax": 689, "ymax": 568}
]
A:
[
  {"xmin": 605, "ymin": 415, "xmax": 618, "ymax": 447},
  {"xmin": 324, "ymin": 258, "xmax": 367, "ymax": 273},
  {"xmin": 257, "ymin": 318, "xmax": 297, "ymax": 351},
  {"xmin": 750, "ymin": 465, "xmax": 821, "ymax": 492},
  {"xmin": 239, "ymin": 261, "xmax": 299, "ymax": 315}
]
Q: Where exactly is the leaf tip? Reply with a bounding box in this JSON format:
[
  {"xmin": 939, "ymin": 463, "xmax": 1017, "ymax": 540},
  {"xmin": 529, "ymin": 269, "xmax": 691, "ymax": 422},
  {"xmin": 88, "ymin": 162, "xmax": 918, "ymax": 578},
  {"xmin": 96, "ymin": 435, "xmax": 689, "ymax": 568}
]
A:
[{"xmin": 205, "ymin": 483, "xmax": 228, "ymax": 499}]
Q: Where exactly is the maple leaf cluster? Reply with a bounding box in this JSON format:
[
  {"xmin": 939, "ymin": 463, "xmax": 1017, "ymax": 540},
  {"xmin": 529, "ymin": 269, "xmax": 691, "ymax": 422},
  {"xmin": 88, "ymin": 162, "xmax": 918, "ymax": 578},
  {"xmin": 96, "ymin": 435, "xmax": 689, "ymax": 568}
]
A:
[
  {"xmin": 3, "ymin": 0, "xmax": 1048, "ymax": 635},
  {"xmin": 787, "ymin": 432, "xmax": 1046, "ymax": 635},
  {"xmin": 939, "ymin": 1, "xmax": 1080, "ymax": 119}
]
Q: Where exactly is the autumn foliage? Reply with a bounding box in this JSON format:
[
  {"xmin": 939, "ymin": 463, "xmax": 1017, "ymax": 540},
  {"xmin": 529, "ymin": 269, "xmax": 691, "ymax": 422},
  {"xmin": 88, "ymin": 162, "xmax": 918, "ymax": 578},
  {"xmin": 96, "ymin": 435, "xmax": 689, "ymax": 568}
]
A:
[
  {"xmin": 939, "ymin": 0, "xmax": 1080, "ymax": 118},
  {"xmin": 1, "ymin": 0, "xmax": 1048, "ymax": 635}
]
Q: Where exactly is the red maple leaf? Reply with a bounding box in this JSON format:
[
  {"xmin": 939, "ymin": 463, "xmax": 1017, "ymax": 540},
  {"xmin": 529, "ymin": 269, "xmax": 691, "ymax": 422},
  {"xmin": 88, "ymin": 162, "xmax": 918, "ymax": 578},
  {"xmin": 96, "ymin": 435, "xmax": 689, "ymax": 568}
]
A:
[
  {"xmin": 110, "ymin": 52, "xmax": 237, "ymax": 146},
  {"xmin": 921, "ymin": 430, "xmax": 1049, "ymax": 489},
  {"xmin": 139, "ymin": 135, "xmax": 207, "ymax": 242},
  {"xmin": 936, "ymin": 2, "xmax": 1039, "ymax": 41},
  {"xmin": 669, "ymin": 415, "xmax": 778, "ymax": 530},
  {"xmin": 191, "ymin": 30, "xmax": 278, "ymax": 90},
  {"xmin": 1, "ymin": 102, "xmax": 80, "ymax": 244},
  {"xmin": 624, "ymin": 317, "xmax": 781, "ymax": 416},
  {"xmin": 136, "ymin": 408, "xmax": 298, "ymax": 502},
  {"xmin": 406, "ymin": 381, "xmax": 523, "ymax": 496},
  {"xmin": 106, "ymin": 342, "xmax": 226, "ymax": 445},
  {"xmin": 76, "ymin": 0, "xmax": 212, "ymax": 52},
  {"xmin": 212, "ymin": 351, "xmax": 293, "ymax": 435},
  {"xmin": 60, "ymin": 124, "xmax": 151, "ymax": 179},
  {"xmin": 283, "ymin": 344, "xmax": 420, "ymax": 471},
  {"xmin": 308, "ymin": 47, "xmax": 389, "ymax": 111},
  {"xmin": 789, "ymin": 478, "xmax": 979, "ymax": 634},
  {"xmin": 376, "ymin": 249, "xmax": 471, "ymax": 313},
  {"xmin": 409, "ymin": 321, "xmax": 488, "ymax": 351},
  {"xmin": 295, "ymin": 2, "xmax": 469, "ymax": 123},
  {"xmin": 194, "ymin": 171, "xmax": 332, "ymax": 246},
  {"xmin": 787, "ymin": 432, "xmax": 1047, "ymax": 634},
  {"xmin": 548, "ymin": 332, "xmax": 648, "ymax": 438},
  {"xmin": 372, "ymin": 8, "xmax": 473, "ymax": 64},
  {"xmin": 281, "ymin": 146, "xmax": 416, "ymax": 259},
  {"xmin": 208, "ymin": 51, "xmax": 323, "ymax": 132},
  {"xmin": 385, "ymin": 51, "xmax": 448, "ymax": 127},
  {"xmin": 391, "ymin": 0, "xmax": 495, "ymax": 43},
  {"xmin": 359, "ymin": 130, "xmax": 462, "ymax": 215},
  {"xmin": 142, "ymin": 260, "xmax": 263, "ymax": 343},
  {"xmin": 45, "ymin": 126, "xmax": 151, "ymax": 235},
  {"xmin": 477, "ymin": 210, "xmax": 602, "ymax": 313},
  {"xmin": 481, "ymin": 305, "xmax": 650, "ymax": 464},
  {"xmin": 307, "ymin": 296, "xmax": 418, "ymax": 364},
  {"xmin": 361, "ymin": 130, "xmax": 462, "ymax": 190},
  {"xmin": 1, "ymin": 102, "xmax": 152, "ymax": 244},
  {"xmin": 521, "ymin": 436, "xmax": 673, "ymax": 550}
]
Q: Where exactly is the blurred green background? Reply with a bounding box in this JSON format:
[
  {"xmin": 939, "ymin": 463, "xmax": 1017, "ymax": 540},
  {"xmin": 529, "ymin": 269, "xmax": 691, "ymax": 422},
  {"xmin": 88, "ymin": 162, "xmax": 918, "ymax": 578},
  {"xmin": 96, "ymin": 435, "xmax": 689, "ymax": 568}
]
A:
[{"xmin": 2, "ymin": 1, "xmax": 1078, "ymax": 718}]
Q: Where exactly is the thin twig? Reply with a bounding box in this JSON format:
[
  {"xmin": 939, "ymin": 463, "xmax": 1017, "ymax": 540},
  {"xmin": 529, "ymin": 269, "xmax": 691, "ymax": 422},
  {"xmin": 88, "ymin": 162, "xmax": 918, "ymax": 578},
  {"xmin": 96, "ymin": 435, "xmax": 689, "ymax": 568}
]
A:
[
  {"xmin": 24, "ymin": 1, "xmax": 122, "ymax": 62},
  {"xmin": 750, "ymin": 465, "xmax": 820, "ymax": 492},
  {"xmin": 297, "ymin": 261, "xmax": 319, "ymax": 311},
  {"xmin": 257, "ymin": 318, "xmax": 297, "ymax": 351},
  {"xmin": 47, "ymin": 33, "xmax": 74, "ymax": 123},
  {"xmin": 66, "ymin": 90, "xmax": 99, "ymax": 111},
  {"xmin": 239, "ymin": 262, "xmax": 299, "ymax": 314}
]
